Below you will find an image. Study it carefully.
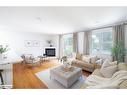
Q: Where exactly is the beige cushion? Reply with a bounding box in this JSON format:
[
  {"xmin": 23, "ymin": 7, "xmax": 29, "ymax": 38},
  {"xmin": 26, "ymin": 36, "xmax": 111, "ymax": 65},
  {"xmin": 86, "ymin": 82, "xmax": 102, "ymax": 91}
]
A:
[
  {"xmin": 82, "ymin": 55, "xmax": 90, "ymax": 63},
  {"xmin": 90, "ymin": 56, "xmax": 98, "ymax": 64},
  {"xmin": 76, "ymin": 53, "xmax": 82, "ymax": 60},
  {"xmin": 72, "ymin": 52, "xmax": 76, "ymax": 59},
  {"xmin": 100, "ymin": 65, "xmax": 118, "ymax": 78},
  {"xmin": 102, "ymin": 59, "xmax": 117, "ymax": 68},
  {"xmin": 71, "ymin": 59, "xmax": 95, "ymax": 72},
  {"xmin": 92, "ymin": 69, "xmax": 104, "ymax": 77}
]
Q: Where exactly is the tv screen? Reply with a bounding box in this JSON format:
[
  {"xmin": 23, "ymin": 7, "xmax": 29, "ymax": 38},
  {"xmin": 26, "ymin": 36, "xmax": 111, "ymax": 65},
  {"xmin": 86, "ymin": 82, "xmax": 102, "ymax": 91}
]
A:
[{"xmin": 45, "ymin": 48, "xmax": 55, "ymax": 57}]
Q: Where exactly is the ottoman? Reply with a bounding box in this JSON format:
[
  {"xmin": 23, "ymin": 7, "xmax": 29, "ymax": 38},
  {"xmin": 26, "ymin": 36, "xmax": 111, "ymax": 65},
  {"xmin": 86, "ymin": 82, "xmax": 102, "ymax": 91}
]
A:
[{"xmin": 50, "ymin": 65, "xmax": 82, "ymax": 88}]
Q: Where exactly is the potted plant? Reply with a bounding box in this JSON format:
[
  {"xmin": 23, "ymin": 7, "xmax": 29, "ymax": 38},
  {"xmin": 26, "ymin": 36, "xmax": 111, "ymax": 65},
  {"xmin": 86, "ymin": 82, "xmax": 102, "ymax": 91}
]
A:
[
  {"xmin": 0, "ymin": 45, "xmax": 9, "ymax": 60},
  {"xmin": 46, "ymin": 40, "xmax": 53, "ymax": 47},
  {"xmin": 111, "ymin": 41, "xmax": 126, "ymax": 63}
]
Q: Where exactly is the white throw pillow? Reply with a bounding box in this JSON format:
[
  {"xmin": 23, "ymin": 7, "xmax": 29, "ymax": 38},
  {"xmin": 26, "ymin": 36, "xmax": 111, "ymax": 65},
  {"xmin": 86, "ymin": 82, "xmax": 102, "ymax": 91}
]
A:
[
  {"xmin": 95, "ymin": 59, "xmax": 103, "ymax": 65},
  {"xmin": 82, "ymin": 56, "xmax": 90, "ymax": 63},
  {"xmin": 72, "ymin": 52, "xmax": 76, "ymax": 59},
  {"xmin": 100, "ymin": 65, "xmax": 118, "ymax": 78},
  {"xmin": 90, "ymin": 56, "xmax": 98, "ymax": 64},
  {"xmin": 102, "ymin": 59, "xmax": 117, "ymax": 68}
]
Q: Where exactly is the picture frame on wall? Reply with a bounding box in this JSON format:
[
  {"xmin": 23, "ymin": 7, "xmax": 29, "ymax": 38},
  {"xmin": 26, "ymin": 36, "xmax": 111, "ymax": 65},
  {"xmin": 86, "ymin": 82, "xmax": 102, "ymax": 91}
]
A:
[
  {"xmin": 33, "ymin": 40, "xmax": 40, "ymax": 47},
  {"xmin": 25, "ymin": 40, "xmax": 33, "ymax": 47}
]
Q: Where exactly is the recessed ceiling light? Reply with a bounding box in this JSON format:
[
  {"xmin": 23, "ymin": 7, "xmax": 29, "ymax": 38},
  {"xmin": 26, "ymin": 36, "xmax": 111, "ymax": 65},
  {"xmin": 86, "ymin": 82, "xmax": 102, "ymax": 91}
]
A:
[
  {"xmin": 95, "ymin": 21, "xmax": 100, "ymax": 23},
  {"xmin": 36, "ymin": 17, "xmax": 42, "ymax": 22}
]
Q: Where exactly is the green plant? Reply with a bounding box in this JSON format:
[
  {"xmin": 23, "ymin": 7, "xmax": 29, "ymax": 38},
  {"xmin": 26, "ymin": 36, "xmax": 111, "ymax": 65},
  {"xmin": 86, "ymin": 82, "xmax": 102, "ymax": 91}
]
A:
[
  {"xmin": 0, "ymin": 45, "xmax": 9, "ymax": 54},
  {"xmin": 111, "ymin": 41, "xmax": 126, "ymax": 63}
]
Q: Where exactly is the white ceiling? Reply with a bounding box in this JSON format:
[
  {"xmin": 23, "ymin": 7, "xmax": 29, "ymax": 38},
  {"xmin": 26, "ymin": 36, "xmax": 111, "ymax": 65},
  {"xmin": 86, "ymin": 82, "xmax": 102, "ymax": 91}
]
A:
[{"xmin": 0, "ymin": 7, "xmax": 127, "ymax": 34}]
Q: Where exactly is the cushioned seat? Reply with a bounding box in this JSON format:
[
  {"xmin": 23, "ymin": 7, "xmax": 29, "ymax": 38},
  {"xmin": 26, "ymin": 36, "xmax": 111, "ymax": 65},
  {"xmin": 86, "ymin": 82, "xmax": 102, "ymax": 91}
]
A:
[
  {"xmin": 71, "ymin": 54, "xmax": 103, "ymax": 72},
  {"xmin": 72, "ymin": 60, "xmax": 95, "ymax": 72},
  {"xmin": 81, "ymin": 63, "xmax": 127, "ymax": 89},
  {"xmin": 92, "ymin": 69, "xmax": 104, "ymax": 77}
]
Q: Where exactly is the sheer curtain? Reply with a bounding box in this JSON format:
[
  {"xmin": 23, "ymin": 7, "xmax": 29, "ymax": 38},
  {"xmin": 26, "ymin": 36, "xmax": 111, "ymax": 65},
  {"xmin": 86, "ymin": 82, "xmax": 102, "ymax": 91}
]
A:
[
  {"xmin": 73, "ymin": 33, "xmax": 78, "ymax": 53},
  {"xmin": 113, "ymin": 24, "xmax": 125, "ymax": 45},
  {"xmin": 113, "ymin": 24, "xmax": 125, "ymax": 62},
  {"xmin": 83, "ymin": 31, "xmax": 92, "ymax": 55},
  {"xmin": 59, "ymin": 34, "xmax": 64, "ymax": 58}
]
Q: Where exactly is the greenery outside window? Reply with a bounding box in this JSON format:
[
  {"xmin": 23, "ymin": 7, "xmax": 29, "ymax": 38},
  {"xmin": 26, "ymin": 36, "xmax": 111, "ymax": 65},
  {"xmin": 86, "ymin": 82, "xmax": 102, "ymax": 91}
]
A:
[
  {"xmin": 91, "ymin": 28, "xmax": 113, "ymax": 54},
  {"xmin": 63, "ymin": 34, "xmax": 73, "ymax": 57}
]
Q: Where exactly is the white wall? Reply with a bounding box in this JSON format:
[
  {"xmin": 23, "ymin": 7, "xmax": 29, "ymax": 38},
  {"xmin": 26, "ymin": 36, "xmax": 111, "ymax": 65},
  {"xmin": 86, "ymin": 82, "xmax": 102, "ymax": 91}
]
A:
[{"xmin": 0, "ymin": 30, "xmax": 59, "ymax": 57}]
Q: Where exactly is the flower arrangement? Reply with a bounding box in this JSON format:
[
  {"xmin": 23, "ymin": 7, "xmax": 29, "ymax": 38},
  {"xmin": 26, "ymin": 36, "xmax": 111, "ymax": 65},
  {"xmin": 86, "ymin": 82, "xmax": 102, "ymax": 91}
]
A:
[
  {"xmin": 61, "ymin": 56, "xmax": 71, "ymax": 68},
  {"xmin": 60, "ymin": 56, "xmax": 67, "ymax": 63}
]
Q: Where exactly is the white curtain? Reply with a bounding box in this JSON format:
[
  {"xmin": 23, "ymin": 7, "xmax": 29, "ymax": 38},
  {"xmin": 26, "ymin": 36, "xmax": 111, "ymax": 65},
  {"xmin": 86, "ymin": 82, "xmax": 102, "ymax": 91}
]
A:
[
  {"xmin": 113, "ymin": 24, "xmax": 125, "ymax": 45},
  {"xmin": 113, "ymin": 24, "xmax": 125, "ymax": 62},
  {"xmin": 59, "ymin": 34, "xmax": 63, "ymax": 58},
  {"xmin": 73, "ymin": 33, "xmax": 78, "ymax": 53},
  {"xmin": 83, "ymin": 31, "xmax": 92, "ymax": 55}
]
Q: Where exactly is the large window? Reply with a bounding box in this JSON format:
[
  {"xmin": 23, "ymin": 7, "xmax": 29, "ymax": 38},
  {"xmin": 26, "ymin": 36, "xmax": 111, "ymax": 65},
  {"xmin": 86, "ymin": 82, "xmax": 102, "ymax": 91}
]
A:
[
  {"xmin": 91, "ymin": 28, "xmax": 113, "ymax": 54},
  {"xmin": 63, "ymin": 34, "xmax": 73, "ymax": 57}
]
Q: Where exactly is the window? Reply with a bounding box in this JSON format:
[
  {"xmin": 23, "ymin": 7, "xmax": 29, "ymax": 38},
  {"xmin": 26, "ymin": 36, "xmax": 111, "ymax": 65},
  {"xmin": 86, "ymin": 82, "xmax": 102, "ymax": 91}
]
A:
[
  {"xmin": 91, "ymin": 28, "xmax": 113, "ymax": 54},
  {"xmin": 63, "ymin": 34, "xmax": 73, "ymax": 57}
]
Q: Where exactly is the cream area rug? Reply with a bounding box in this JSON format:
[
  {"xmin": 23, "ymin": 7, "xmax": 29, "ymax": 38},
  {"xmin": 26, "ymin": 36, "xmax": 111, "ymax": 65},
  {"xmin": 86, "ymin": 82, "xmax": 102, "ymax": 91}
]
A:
[{"xmin": 35, "ymin": 69, "xmax": 86, "ymax": 89}]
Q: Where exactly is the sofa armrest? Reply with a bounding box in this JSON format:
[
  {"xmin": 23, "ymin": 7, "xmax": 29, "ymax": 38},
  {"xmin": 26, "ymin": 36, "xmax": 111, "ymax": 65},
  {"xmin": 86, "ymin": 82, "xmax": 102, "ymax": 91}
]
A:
[{"xmin": 94, "ymin": 63, "xmax": 101, "ymax": 69}]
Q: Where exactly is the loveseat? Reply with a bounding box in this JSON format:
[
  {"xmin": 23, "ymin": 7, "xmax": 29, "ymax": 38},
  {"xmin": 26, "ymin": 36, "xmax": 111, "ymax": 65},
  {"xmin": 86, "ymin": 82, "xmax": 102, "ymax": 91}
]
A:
[{"xmin": 71, "ymin": 53, "xmax": 111, "ymax": 72}]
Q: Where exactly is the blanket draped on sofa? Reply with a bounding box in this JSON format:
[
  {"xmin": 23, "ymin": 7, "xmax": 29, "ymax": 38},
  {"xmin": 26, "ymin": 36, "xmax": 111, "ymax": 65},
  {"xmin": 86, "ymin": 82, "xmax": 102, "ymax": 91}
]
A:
[{"xmin": 85, "ymin": 70, "xmax": 127, "ymax": 89}]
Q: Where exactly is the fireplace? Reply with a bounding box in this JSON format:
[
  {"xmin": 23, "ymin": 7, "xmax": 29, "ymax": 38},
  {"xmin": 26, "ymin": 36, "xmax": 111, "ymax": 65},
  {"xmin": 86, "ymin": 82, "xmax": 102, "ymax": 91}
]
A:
[{"xmin": 45, "ymin": 48, "xmax": 56, "ymax": 57}]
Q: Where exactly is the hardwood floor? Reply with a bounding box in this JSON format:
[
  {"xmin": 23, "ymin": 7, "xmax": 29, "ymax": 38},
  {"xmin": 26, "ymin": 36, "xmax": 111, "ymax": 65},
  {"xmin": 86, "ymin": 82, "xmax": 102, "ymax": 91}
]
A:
[{"xmin": 13, "ymin": 60, "xmax": 91, "ymax": 89}]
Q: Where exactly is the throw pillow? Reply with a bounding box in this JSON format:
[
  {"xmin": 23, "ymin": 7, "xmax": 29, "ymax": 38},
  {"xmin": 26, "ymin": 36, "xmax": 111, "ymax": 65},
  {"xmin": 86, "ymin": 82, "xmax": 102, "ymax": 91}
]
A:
[
  {"xmin": 76, "ymin": 53, "xmax": 83, "ymax": 60},
  {"xmin": 72, "ymin": 52, "xmax": 76, "ymax": 59},
  {"xmin": 102, "ymin": 59, "xmax": 117, "ymax": 68},
  {"xmin": 90, "ymin": 56, "xmax": 98, "ymax": 64},
  {"xmin": 100, "ymin": 65, "xmax": 118, "ymax": 78},
  {"xmin": 82, "ymin": 55, "xmax": 91, "ymax": 63},
  {"xmin": 95, "ymin": 59, "xmax": 103, "ymax": 65}
]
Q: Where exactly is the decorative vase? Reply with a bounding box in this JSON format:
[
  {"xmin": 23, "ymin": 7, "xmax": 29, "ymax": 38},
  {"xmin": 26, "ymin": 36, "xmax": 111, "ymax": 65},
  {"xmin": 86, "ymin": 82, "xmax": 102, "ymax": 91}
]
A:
[{"xmin": 50, "ymin": 44, "xmax": 53, "ymax": 47}]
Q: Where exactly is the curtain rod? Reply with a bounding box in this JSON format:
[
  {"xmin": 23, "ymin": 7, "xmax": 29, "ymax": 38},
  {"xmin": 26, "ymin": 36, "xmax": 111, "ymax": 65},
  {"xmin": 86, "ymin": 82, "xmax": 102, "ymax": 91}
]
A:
[
  {"xmin": 60, "ymin": 22, "xmax": 127, "ymax": 35},
  {"xmin": 87, "ymin": 22, "xmax": 127, "ymax": 31}
]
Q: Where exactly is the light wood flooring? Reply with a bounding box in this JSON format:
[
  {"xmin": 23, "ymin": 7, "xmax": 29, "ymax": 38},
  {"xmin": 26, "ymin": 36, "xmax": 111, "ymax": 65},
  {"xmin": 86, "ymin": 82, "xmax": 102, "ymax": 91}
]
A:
[{"xmin": 13, "ymin": 60, "xmax": 91, "ymax": 89}]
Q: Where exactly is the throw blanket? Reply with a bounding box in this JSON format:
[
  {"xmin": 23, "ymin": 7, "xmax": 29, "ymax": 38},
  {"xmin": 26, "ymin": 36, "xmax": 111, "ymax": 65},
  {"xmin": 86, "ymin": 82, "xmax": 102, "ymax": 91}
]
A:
[{"xmin": 85, "ymin": 70, "xmax": 127, "ymax": 89}]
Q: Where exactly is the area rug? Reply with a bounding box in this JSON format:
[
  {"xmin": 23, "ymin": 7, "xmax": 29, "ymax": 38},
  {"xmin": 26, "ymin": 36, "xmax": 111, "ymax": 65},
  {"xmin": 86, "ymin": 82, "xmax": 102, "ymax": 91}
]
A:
[{"xmin": 35, "ymin": 69, "xmax": 86, "ymax": 89}]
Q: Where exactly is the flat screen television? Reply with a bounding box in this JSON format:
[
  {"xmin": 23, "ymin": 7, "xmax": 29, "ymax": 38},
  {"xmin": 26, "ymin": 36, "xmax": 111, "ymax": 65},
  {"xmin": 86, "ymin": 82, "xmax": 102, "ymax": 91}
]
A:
[{"xmin": 45, "ymin": 48, "xmax": 55, "ymax": 57}]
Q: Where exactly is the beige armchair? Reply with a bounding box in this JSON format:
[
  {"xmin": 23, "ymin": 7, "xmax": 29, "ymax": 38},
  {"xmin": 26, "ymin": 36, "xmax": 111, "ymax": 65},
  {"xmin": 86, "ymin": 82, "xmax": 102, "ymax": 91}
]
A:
[{"xmin": 21, "ymin": 54, "xmax": 41, "ymax": 66}]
